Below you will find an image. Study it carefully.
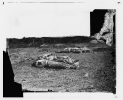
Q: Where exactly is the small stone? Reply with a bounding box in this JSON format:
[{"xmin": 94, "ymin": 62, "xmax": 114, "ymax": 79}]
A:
[{"xmin": 84, "ymin": 73, "xmax": 89, "ymax": 77}]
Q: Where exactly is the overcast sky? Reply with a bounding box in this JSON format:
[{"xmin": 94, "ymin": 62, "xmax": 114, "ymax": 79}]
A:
[
  {"xmin": 1, "ymin": 1, "xmax": 117, "ymax": 38},
  {"xmin": 1, "ymin": 3, "xmax": 90, "ymax": 38}
]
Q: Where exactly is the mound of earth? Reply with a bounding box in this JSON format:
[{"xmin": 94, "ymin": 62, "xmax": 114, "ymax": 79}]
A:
[
  {"xmin": 90, "ymin": 40, "xmax": 99, "ymax": 44},
  {"xmin": 90, "ymin": 39, "xmax": 105, "ymax": 44}
]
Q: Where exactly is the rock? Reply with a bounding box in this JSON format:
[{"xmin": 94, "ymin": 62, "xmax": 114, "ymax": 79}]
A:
[{"xmin": 84, "ymin": 73, "xmax": 89, "ymax": 77}]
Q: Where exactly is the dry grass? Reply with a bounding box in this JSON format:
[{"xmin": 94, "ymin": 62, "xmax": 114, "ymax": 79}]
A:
[{"xmin": 9, "ymin": 43, "xmax": 115, "ymax": 92}]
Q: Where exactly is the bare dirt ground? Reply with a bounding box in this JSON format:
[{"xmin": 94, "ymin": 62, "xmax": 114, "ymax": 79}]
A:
[{"xmin": 8, "ymin": 43, "xmax": 115, "ymax": 92}]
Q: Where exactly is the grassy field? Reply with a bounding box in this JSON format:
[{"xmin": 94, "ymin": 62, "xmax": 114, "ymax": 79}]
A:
[{"xmin": 8, "ymin": 43, "xmax": 115, "ymax": 92}]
